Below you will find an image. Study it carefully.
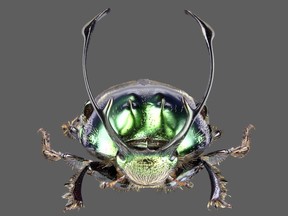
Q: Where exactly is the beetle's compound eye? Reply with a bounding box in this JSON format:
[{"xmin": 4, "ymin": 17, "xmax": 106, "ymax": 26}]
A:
[{"xmin": 84, "ymin": 101, "xmax": 94, "ymax": 119}]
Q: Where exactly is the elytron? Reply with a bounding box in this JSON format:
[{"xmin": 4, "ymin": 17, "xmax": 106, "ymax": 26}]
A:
[{"xmin": 39, "ymin": 8, "xmax": 254, "ymax": 211}]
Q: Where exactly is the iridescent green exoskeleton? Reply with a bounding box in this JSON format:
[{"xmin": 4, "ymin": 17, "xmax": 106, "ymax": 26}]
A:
[{"xmin": 38, "ymin": 8, "xmax": 254, "ymax": 211}]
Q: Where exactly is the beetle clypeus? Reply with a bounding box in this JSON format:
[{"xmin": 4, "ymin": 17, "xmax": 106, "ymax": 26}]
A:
[{"xmin": 38, "ymin": 8, "xmax": 254, "ymax": 211}]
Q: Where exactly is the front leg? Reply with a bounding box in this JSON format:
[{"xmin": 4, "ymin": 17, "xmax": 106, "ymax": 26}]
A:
[
  {"xmin": 39, "ymin": 128, "xmax": 91, "ymax": 210},
  {"xmin": 203, "ymin": 161, "xmax": 231, "ymax": 208},
  {"xmin": 201, "ymin": 124, "xmax": 255, "ymax": 165},
  {"xmin": 230, "ymin": 124, "xmax": 255, "ymax": 158},
  {"xmin": 62, "ymin": 166, "xmax": 89, "ymax": 211},
  {"xmin": 200, "ymin": 124, "xmax": 254, "ymax": 208},
  {"xmin": 38, "ymin": 128, "xmax": 90, "ymax": 168},
  {"xmin": 38, "ymin": 128, "xmax": 118, "ymax": 210}
]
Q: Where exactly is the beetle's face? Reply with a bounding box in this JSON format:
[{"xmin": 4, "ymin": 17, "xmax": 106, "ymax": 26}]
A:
[
  {"xmin": 111, "ymin": 94, "xmax": 184, "ymax": 186},
  {"xmin": 84, "ymin": 92, "xmax": 189, "ymax": 186},
  {"xmin": 84, "ymin": 89, "xmax": 209, "ymax": 158},
  {"xmin": 82, "ymin": 79, "xmax": 211, "ymax": 163},
  {"xmin": 110, "ymin": 93, "xmax": 187, "ymax": 151}
]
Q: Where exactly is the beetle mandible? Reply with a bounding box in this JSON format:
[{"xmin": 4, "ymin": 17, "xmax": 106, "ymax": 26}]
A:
[{"xmin": 39, "ymin": 8, "xmax": 254, "ymax": 211}]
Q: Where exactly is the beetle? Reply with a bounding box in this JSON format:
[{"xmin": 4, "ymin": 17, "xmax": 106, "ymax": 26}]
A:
[{"xmin": 38, "ymin": 8, "xmax": 254, "ymax": 211}]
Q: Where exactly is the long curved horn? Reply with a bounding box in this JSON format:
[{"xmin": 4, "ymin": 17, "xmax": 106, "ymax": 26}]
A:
[
  {"xmin": 82, "ymin": 8, "xmax": 130, "ymax": 156},
  {"xmin": 160, "ymin": 10, "xmax": 215, "ymax": 155}
]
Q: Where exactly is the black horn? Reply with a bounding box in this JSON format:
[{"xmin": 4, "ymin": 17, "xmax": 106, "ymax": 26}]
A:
[
  {"xmin": 82, "ymin": 8, "xmax": 131, "ymax": 156},
  {"xmin": 160, "ymin": 10, "xmax": 215, "ymax": 156}
]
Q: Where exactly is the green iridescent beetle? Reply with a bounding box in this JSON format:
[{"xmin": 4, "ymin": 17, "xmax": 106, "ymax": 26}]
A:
[{"xmin": 38, "ymin": 8, "xmax": 254, "ymax": 211}]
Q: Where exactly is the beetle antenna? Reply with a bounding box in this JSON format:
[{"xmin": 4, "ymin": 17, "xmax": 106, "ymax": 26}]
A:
[
  {"xmin": 160, "ymin": 10, "xmax": 215, "ymax": 156},
  {"xmin": 82, "ymin": 8, "xmax": 131, "ymax": 156}
]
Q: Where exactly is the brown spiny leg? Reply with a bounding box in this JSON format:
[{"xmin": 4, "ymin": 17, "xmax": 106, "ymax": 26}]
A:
[
  {"xmin": 99, "ymin": 175, "xmax": 126, "ymax": 189},
  {"xmin": 201, "ymin": 124, "xmax": 255, "ymax": 165},
  {"xmin": 39, "ymin": 128, "xmax": 62, "ymax": 161},
  {"xmin": 165, "ymin": 164, "xmax": 202, "ymax": 190},
  {"xmin": 38, "ymin": 128, "xmax": 90, "ymax": 166},
  {"xmin": 167, "ymin": 176, "xmax": 194, "ymax": 189},
  {"xmin": 62, "ymin": 166, "xmax": 89, "ymax": 211},
  {"xmin": 200, "ymin": 124, "xmax": 255, "ymax": 208},
  {"xmin": 62, "ymin": 161, "xmax": 118, "ymax": 211},
  {"xmin": 230, "ymin": 124, "xmax": 255, "ymax": 158},
  {"xmin": 172, "ymin": 179, "xmax": 194, "ymax": 188},
  {"xmin": 38, "ymin": 128, "xmax": 91, "ymax": 210},
  {"xmin": 63, "ymin": 162, "xmax": 120, "ymax": 211},
  {"xmin": 203, "ymin": 162, "xmax": 231, "ymax": 208},
  {"xmin": 61, "ymin": 116, "xmax": 84, "ymax": 140},
  {"xmin": 38, "ymin": 128, "xmax": 119, "ymax": 211}
]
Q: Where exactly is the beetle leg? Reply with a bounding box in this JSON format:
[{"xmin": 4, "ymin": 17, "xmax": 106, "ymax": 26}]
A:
[
  {"xmin": 61, "ymin": 116, "xmax": 84, "ymax": 140},
  {"xmin": 229, "ymin": 124, "xmax": 255, "ymax": 158},
  {"xmin": 63, "ymin": 161, "xmax": 123, "ymax": 210},
  {"xmin": 39, "ymin": 128, "xmax": 90, "ymax": 210},
  {"xmin": 90, "ymin": 166, "xmax": 131, "ymax": 191},
  {"xmin": 39, "ymin": 128, "xmax": 122, "ymax": 210},
  {"xmin": 203, "ymin": 161, "xmax": 231, "ymax": 208},
  {"xmin": 39, "ymin": 128, "xmax": 63, "ymax": 161},
  {"xmin": 201, "ymin": 124, "xmax": 255, "ymax": 165},
  {"xmin": 62, "ymin": 166, "xmax": 89, "ymax": 211},
  {"xmin": 38, "ymin": 128, "xmax": 90, "ymax": 167},
  {"xmin": 165, "ymin": 165, "xmax": 202, "ymax": 190},
  {"xmin": 99, "ymin": 175, "xmax": 126, "ymax": 189},
  {"xmin": 167, "ymin": 176, "xmax": 194, "ymax": 188},
  {"xmin": 39, "ymin": 128, "xmax": 119, "ymax": 175}
]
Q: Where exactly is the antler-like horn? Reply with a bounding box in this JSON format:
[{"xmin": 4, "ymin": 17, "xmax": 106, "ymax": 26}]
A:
[
  {"xmin": 160, "ymin": 10, "xmax": 215, "ymax": 156},
  {"xmin": 82, "ymin": 8, "xmax": 131, "ymax": 156}
]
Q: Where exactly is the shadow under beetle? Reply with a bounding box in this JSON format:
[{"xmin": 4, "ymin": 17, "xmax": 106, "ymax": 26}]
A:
[{"xmin": 38, "ymin": 8, "xmax": 254, "ymax": 211}]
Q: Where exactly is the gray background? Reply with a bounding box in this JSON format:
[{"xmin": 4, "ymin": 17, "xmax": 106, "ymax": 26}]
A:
[{"xmin": 0, "ymin": 0, "xmax": 286, "ymax": 215}]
